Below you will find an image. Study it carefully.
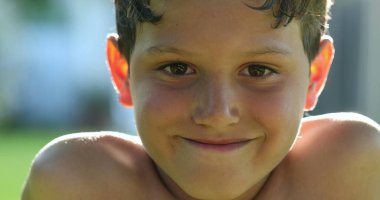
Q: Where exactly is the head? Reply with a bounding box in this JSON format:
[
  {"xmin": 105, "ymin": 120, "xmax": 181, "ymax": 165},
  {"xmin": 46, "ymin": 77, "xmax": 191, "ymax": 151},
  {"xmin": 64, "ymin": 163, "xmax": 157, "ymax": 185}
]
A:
[{"xmin": 106, "ymin": 0, "xmax": 334, "ymax": 199}]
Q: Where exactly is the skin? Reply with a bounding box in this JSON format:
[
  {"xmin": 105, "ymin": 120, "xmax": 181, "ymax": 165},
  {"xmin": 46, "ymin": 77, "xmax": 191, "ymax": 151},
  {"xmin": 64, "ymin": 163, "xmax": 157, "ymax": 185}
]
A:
[
  {"xmin": 129, "ymin": 1, "xmax": 309, "ymax": 199},
  {"xmin": 21, "ymin": 0, "xmax": 380, "ymax": 199}
]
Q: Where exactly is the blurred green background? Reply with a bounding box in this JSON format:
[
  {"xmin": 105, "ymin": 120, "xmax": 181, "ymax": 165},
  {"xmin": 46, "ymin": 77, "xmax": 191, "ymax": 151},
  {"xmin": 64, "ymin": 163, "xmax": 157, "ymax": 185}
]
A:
[
  {"xmin": 1, "ymin": 0, "xmax": 379, "ymax": 200},
  {"xmin": 0, "ymin": 130, "xmax": 60, "ymax": 200},
  {"xmin": 0, "ymin": 1, "xmax": 136, "ymax": 198}
]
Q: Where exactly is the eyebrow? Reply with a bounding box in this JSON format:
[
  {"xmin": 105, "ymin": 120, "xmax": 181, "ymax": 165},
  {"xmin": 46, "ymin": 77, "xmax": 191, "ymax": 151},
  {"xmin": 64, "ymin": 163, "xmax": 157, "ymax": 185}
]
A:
[
  {"xmin": 242, "ymin": 44, "xmax": 292, "ymax": 57},
  {"xmin": 146, "ymin": 46, "xmax": 194, "ymax": 56},
  {"xmin": 145, "ymin": 43, "xmax": 292, "ymax": 57}
]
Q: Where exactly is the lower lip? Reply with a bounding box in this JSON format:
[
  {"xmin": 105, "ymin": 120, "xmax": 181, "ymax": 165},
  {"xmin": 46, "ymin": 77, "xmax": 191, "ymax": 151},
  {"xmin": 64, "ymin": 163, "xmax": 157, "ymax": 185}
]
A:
[{"xmin": 183, "ymin": 139, "xmax": 252, "ymax": 152}]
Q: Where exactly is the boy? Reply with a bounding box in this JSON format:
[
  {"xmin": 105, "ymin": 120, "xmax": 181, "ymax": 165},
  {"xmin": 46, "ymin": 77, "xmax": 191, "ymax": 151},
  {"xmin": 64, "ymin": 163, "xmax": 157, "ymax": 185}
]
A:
[{"xmin": 22, "ymin": 0, "xmax": 380, "ymax": 199}]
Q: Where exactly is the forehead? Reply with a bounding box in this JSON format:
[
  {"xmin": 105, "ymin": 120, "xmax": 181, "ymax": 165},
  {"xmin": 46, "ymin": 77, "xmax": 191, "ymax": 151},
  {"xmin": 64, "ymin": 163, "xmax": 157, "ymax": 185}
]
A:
[
  {"xmin": 146, "ymin": 0, "xmax": 282, "ymax": 38},
  {"xmin": 132, "ymin": 0, "xmax": 306, "ymax": 63}
]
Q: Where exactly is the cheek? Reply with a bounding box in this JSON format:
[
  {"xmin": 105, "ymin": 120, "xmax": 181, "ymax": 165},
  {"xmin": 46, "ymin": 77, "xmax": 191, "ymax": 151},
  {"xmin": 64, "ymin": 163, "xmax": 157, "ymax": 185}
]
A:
[
  {"xmin": 245, "ymin": 80, "xmax": 309, "ymax": 151},
  {"xmin": 131, "ymin": 81, "xmax": 195, "ymax": 161},
  {"xmin": 132, "ymin": 82, "xmax": 193, "ymax": 136}
]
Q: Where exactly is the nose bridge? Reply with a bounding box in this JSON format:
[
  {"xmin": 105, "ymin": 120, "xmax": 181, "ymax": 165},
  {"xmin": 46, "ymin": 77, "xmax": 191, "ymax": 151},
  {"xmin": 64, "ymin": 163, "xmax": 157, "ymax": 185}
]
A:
[
  {"xmin": 206, "ymin": 76, "xmax": 231, "ymax": 112},
  {"xmin": 192, "ymin": 75, "xmax": 240, "ymax": 127}
]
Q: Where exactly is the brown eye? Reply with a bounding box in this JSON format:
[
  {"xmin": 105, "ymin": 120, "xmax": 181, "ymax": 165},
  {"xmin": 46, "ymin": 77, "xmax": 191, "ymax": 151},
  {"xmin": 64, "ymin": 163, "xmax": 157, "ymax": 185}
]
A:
[
  {"xmin": 246, "ymin": 64, "xmax": 275, "ymax": 77},
  {"xmin": 160, "ymin": 62, "xmax": 195, "ymax": 76}
]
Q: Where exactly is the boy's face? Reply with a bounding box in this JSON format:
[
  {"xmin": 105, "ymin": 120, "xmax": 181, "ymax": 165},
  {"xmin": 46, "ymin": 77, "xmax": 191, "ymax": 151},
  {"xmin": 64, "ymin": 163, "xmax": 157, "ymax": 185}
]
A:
[{"xmin": 128, "ymin": 0, "xmax": 310, "ymax": 199}]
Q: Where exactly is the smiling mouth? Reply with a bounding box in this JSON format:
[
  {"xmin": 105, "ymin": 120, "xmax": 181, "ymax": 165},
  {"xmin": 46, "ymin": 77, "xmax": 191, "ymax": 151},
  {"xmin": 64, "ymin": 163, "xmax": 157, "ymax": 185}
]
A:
[{"xmin": 182, "ymin": 138, "xmax": 253, "ymax": 152}]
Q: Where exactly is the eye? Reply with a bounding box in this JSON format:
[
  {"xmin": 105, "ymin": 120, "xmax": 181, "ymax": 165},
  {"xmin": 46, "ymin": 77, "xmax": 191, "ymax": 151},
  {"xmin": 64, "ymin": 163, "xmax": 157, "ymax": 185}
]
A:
[
  {"xmin": 241, "ymin": 64, "xmax": 276, "ymax": 77},
  {"xmin": 159, "ymin": 62, "xmax": 195, "ymax": 76}
]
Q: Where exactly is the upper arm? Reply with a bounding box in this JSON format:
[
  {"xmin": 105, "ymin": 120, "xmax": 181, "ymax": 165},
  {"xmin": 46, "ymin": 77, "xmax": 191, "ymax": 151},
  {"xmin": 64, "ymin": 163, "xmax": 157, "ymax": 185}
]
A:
[
  {"xmin": 21, "ymin": 132, "xmax": 147, "ymax": 200},
  {"xmin": 21, "ymin": 152, "xmax": 71, "ymax": 200},
  {"xmin": 326, "ymin": 113, "xmax": 380, "ymax": 197},
  {"xmin": 21, "ymin": 133, "xmax": 101, "ymax": 200},
  {"xmin": 343, "ymin": 115, "xmax": 380, "ymax": 198},
  {"xmin": 298, "ymin": 113, "xmax": 380, "ymax": 198}
]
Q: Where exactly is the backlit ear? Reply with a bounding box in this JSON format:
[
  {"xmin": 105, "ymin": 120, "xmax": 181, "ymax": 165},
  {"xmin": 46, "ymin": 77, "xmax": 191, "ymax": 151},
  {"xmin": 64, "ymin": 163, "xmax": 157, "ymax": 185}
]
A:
[
  {"xmin": 305, "ymin": 35, "xmax": 335, "ymax": 111},
  {"xmin": 106, "ymin": 33, "xmax": 133, "ymax": 107}
]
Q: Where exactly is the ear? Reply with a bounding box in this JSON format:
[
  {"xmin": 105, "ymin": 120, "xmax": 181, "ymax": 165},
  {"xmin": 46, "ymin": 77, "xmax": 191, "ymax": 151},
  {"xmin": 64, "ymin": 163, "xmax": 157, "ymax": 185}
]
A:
[
  {"xmin": 304, "ymin": 35, "xmax": 335, "ymax": 111},
  {"xmin": 106, "ymin": 33, "xmax": 133, "ymax": 107}
]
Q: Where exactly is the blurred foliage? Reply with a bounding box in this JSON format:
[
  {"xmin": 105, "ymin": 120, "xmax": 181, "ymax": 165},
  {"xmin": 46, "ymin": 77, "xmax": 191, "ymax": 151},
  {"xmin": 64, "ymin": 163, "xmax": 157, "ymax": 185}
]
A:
[
  {"xmin": 76, "ymin": 90, "xmax": 112, "ymax": 130},
  {"xmin": 15, "ymin": 0, "xmax": 66, "ymax": 23}
]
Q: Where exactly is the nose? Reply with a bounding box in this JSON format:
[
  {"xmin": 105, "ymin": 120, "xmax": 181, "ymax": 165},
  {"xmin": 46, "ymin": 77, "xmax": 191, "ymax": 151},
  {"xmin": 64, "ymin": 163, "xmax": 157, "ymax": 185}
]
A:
[{"xmin": 192, "ymin": 78, "xmax": 240, "ymax": 128}]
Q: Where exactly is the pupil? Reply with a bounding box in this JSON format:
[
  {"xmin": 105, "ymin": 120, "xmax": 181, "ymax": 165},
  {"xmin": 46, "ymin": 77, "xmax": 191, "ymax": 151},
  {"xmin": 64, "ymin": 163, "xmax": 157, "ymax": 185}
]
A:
[
  {"xmin": 171, "ymin": 63, "xmax": 187, "ymax": 75},
  {"xmin": 249, "ymin": 66, "xmax": 265, "ymax": 76}
]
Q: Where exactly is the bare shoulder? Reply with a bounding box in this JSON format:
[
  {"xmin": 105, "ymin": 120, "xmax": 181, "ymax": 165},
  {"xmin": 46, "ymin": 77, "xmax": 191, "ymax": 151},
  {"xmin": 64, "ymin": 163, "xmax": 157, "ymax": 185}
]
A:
[
  {"xmin": 300, "ymin": 112, "xmax": 380, "ymax": 153},
  {"xmin": 22, "ymin": 132, "xmax": 159, "ymax": 200},
  {"xmin": 287, "ymin": 112, "xmax": 380, "ymax": 199}
]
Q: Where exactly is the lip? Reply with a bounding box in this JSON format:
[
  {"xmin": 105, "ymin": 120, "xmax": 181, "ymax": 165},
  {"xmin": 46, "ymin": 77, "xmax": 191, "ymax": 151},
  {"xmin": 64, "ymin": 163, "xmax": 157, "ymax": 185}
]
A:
[{"xmin": 181, "ymin": 137, "xmax": 253, "ymax": 152}]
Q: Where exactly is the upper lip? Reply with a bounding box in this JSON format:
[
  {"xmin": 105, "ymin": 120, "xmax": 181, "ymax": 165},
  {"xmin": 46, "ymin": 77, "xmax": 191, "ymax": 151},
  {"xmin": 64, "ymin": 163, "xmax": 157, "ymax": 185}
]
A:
[{"xmin": 182, "ymin": 137, "xmax": 254, "ymax": 145}]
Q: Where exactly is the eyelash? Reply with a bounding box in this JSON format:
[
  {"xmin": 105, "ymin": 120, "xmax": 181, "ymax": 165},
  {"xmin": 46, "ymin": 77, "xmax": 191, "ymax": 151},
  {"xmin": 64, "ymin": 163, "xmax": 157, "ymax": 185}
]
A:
[
  {"xmin": 157, "ymin": 62, "xmax": 277, "ymax": 78},
  {"xmin": 158, "ymin": 62, "xmax": 195, "ymax": 76},
  {"xmin": 240, "ymin": 64, "xmax": 277, "ymax": 78}
]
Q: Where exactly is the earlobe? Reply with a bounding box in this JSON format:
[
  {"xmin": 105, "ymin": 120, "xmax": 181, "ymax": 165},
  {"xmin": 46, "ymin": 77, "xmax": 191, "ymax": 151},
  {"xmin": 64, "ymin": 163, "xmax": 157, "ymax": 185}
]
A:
[
  {"xmin": 106, "ymin": 33, "xmax": 133, "ymax": 107},
  {"xmin": 305, "ymin": 35, "xmax": 335, "ymax": 111}
]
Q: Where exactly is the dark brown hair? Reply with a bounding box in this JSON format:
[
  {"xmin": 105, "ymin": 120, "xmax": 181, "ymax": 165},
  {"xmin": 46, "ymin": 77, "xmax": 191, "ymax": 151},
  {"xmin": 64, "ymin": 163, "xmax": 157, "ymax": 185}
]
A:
[{"xmin": 114, "ymin": 0, "xmax": 333, "ymax": 63}]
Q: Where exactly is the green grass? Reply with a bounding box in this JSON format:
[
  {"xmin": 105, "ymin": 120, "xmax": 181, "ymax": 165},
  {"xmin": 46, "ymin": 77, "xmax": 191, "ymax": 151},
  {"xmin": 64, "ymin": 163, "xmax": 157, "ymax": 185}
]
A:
[{"xmin": 0, "ymin": 130, "xmax": 63, "ymax": 200}]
